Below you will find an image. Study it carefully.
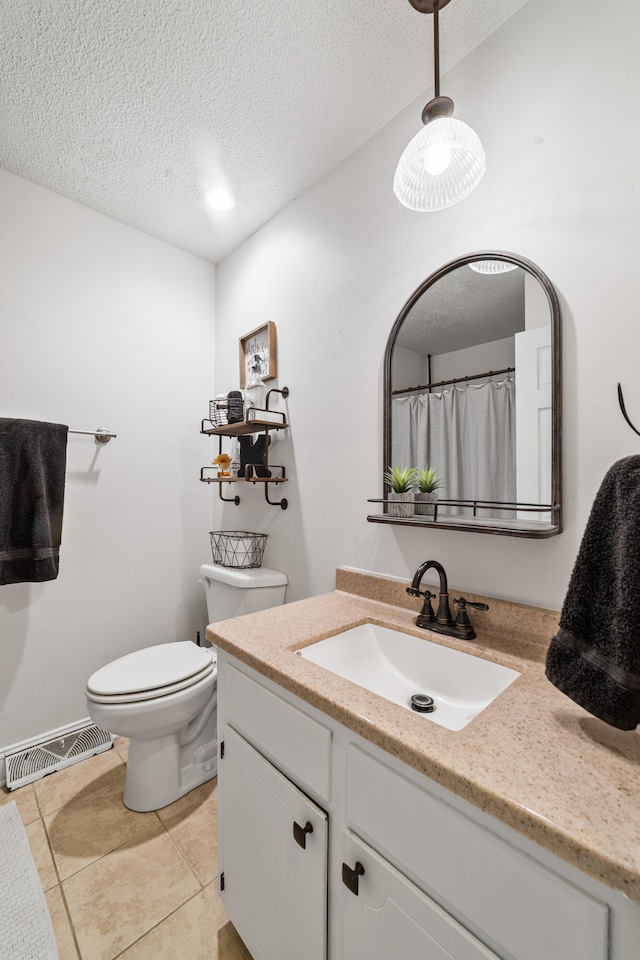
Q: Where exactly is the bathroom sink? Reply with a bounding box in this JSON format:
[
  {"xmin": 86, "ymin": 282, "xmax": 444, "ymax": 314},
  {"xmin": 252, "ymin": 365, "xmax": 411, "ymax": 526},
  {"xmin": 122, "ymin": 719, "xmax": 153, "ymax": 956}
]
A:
[{"xmin": 298, "ymin": 623, "xmax": 520, "ymax": 731}]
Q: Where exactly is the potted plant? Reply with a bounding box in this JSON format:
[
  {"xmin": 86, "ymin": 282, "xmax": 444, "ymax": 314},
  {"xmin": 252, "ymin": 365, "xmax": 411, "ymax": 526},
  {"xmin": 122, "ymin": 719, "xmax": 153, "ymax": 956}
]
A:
[
  {"xmin": 383, "ymin": 465, "xmax": 416, "ymax": 518},
  {"xmin": 414, "ymin": 466, "xmax": 443, "ymax": 517}
]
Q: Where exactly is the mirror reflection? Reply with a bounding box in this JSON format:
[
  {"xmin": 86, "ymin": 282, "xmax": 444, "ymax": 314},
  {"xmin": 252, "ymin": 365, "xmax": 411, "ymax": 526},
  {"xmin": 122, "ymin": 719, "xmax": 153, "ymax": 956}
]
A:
[{"xmin": 381, "ymin": 253, "xmax": 561, "ymax": 537}]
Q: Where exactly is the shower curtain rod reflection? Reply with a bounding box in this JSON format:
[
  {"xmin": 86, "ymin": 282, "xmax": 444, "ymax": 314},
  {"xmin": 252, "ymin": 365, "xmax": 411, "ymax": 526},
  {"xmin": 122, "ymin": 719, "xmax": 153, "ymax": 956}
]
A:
[
  {"xmin": 392, "ymin": 366, "xmax": 515, "ymax": 397},
  {"xmin": 68, "ymin": 428, "xmax": 117, "ymax": 444}
]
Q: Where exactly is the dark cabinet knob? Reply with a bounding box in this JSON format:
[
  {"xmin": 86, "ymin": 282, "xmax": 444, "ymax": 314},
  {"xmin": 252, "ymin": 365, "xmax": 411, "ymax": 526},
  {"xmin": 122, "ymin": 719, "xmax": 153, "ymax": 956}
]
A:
[
  {"xmin": 342, "ymin": 860, "xmax": 365, "ymax": 896},
  {"xmin": 293, "ymin": 820, "xmax": 313, "ymax": 849}
]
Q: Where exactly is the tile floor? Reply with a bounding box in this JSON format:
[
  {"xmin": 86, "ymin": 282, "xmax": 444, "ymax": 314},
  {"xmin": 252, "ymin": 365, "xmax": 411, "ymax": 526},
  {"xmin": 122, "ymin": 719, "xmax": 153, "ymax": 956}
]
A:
[{"xmin": 0, "ymin": 739, "xmax": 253, "ymax": 960}]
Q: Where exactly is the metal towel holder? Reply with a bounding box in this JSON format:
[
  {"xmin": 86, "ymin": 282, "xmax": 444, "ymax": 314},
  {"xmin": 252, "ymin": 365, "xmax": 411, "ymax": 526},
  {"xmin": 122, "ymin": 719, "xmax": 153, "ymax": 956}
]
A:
[
  {"xmin": 68, "ymin": 428, "xmax": 117, "ymax": 444},
  {"xmin": 617, "ymin": 384, "xmax": 640, "ymax": 438}
]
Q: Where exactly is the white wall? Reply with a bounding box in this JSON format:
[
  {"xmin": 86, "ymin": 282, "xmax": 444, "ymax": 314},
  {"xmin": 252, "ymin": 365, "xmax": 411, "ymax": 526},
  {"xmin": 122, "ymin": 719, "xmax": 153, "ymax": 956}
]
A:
[
  {"xmin": 431, "ymin": 337, "xmax": 515, "ymax": 384},
  {"xmin": 214, "ymin": 0, "xmax": 640, "ymax": 611},
  {"xmin": 0, "ymin": 170, "xmax": 216, "ymax": 754},
  {"xmin": 525, "ymin": 273, "xmax": 549, "ymax": 331},
  {"xmin": 391, "ymin": 344, "xmax": 428, "ymax": 392}
]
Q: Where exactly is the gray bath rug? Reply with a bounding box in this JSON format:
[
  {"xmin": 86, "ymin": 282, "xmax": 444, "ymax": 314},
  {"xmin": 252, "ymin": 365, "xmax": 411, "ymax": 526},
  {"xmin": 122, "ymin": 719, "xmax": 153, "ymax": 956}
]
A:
[{"xmin": 0, "ymin": 801, "xmax": 58, "ymax": 959}]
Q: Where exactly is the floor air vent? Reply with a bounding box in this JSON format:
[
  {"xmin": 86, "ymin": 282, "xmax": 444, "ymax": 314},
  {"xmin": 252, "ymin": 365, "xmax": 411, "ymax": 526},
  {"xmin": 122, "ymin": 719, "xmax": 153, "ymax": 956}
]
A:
[{"xmin": 5, "ymin": 724, "xmax": 113, "ymax": 790}]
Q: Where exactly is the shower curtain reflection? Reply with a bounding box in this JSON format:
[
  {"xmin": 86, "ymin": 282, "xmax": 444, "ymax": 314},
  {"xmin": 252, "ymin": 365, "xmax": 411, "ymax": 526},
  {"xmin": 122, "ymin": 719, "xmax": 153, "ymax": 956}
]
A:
[{"xmin": 392, "ymin": 379, "xmax": 516, "ymax": 519}]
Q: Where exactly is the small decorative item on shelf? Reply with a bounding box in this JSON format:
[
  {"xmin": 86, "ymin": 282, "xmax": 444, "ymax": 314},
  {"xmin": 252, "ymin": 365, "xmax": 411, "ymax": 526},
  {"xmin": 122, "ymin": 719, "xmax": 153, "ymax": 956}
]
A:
[
  {"xmin": 383, "ymin": 465, "xmax": 416, "ymax": 518},
  {"xmin": 239, "ymin": 434, "xmax": 271, "ymax": 478},
  {"xmin": 243, "ymin": 355, "xmax": 267, "ymax": 413},
  {"xmin": 227, "ymin": 391, "xmax": 244, "ymax": 424},
  {"xmin": 210, "ymin": 530, "xmax": 268, "ymax": 568},
  {"xmin": 213, "ymin": 453, "xmax": 232, "ymax": 477},
  {"xmin": 414, "ymin": 466, "xmax": 443, "ymax": 517},
  {"xmin": 229, "ymin": 439, "xmax": 241, "ymax": 478},
  {"xmin": 209, "ymin": 395, "xmax": 228, "ymax": 427}
]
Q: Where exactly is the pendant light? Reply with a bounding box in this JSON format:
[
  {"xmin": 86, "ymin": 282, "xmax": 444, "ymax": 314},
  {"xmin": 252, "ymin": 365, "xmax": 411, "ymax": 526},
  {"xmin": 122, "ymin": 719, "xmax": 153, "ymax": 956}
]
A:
[{"xmin": 394, "ymin": 0, "xmax": 486, "ymax": 212}]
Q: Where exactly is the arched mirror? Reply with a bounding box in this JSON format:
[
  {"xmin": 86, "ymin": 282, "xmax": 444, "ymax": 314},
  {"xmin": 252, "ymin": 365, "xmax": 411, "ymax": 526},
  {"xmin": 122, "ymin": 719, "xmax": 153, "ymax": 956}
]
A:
[{"xmin": 369, "ymin": 251, "xmax": 562, "ymax": 537}]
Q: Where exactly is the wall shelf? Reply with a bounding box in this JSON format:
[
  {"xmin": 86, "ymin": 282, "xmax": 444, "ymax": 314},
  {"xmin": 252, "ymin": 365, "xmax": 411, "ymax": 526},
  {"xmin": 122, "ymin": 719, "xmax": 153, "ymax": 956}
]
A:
[
  {"xmin": 199, "ymin": 476, "xmax": 288, "ymax": 484},
  {"xmin": 200, "ymin": 416, "xmax": 288, "ymax": 437},
  {"xmin": 367, "ymin": 497, "xmax": 561, "ymax": 538},
  {"xmin": 199, "ymin": 387, "xmax": 290, "ymax": 509}
]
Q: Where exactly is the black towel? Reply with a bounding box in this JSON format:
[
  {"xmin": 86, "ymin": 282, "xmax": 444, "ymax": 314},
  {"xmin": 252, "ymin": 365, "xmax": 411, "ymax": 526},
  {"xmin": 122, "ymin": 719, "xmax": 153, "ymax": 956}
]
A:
[
  {"xmin": 546, "ymin": 455, "xmax": 640, "ymax": 730},
  {"xmin": 0, "ymin": 419, "xmax": 68, "ymax": 585}
]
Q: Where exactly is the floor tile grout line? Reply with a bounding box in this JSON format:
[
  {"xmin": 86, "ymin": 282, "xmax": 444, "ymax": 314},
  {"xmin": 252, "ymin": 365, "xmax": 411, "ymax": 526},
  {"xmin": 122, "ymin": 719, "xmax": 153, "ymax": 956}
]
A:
[
  {"xmin": 59, "ymin": 818, "xmax": 197, "ymax": 958},
  {"xmin": 32, "ymin": 780, "xmax": 45, "ymax": 820},
  {"xmin": 39, "ymin": 770, "xmax": 156, "ymax": 883},
  {"xmin": 157, "ymin": 814, "xmax": 206, "ymax": 890},
  {"xmin": 41, "ymin": 783, "xmax": 183, "ymax": 885},
  {"xmin": 41, "ymin": 812, "xmax": 64, "ymax": 888},
  {"xmin": 110, "ymin": 885, "xmax": 217, "ymax": 959},
  {"xmin": 58, "ymin": 819, "xmax": 165, "ymax": 886},
  {"xmin": 52, "ymin": 881, "xmax": 83, "ymax": 960},
  {"xmin": 19, "ymin": 789, "xmax": 81, "ymax": 959},
  {"xmin": 18, "ymin": 793, "xmax": 63, "ymax": 893}
]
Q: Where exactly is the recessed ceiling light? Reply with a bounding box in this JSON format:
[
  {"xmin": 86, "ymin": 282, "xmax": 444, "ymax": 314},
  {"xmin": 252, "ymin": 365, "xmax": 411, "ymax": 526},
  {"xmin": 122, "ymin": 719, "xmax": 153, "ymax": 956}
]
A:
[{"xmin": 205, "ymin": 187, "xmax": 235, "ymax": 211}]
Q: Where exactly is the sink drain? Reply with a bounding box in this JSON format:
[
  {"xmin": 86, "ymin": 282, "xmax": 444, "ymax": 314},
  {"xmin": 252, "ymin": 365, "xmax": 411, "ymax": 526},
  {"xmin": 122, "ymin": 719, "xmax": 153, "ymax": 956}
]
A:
[{"xmin": 410, "ymin": 693, "xmax": 435, "ymax": 714}]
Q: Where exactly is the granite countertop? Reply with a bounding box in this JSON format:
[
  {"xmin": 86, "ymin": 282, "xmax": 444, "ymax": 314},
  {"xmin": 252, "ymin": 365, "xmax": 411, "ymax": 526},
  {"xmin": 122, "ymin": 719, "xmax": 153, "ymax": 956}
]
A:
[{"xmin": 207, "ymin": 568, "xmax": 640, "ymax": 904}]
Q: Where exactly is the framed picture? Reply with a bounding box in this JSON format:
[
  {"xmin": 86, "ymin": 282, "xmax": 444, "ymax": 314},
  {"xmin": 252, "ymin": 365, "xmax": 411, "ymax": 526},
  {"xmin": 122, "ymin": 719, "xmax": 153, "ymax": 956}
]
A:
[{"xmin": 239, "ymin": 321, "xmax": 277, "ymax": 387}]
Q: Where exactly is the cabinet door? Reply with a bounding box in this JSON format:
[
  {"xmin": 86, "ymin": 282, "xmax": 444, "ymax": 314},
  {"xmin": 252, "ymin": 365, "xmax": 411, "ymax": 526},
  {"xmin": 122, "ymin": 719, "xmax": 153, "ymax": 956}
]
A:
[
  {"xmin": 341, "ymin": 830, "xmax": 501, "ymax": 960},
  {"xmin": 219, "ymin": 724, "xmax": 328, "ymax": 960}
]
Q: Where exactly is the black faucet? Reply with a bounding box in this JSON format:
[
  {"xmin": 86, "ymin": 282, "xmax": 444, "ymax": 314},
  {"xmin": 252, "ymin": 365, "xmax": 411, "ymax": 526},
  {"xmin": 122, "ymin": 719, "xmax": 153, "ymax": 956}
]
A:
[{"xmin": 407, "ymin": 560, "xmax": 489, "ymax": 640}]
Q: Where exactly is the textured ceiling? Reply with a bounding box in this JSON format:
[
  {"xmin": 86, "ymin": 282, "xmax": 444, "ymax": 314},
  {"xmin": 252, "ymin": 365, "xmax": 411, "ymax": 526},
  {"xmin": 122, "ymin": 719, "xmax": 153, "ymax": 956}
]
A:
[
  {"xmin": 397, "ymin": 265, "xmax": 526, "ymax": 357},
  {"xmin": 0, "ymin": 0, "xmax": 528, "ymax": 263}
]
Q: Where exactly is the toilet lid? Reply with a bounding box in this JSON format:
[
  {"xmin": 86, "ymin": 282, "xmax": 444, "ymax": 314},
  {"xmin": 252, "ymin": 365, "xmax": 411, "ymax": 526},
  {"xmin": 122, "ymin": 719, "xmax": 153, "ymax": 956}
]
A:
[
  {"xmin": 87, "ymin": 641, "xmax": 216, "ymax": 698},
  {"xmin": 86, "ymin": 663, "xmax": 215, "ymax": 704}
]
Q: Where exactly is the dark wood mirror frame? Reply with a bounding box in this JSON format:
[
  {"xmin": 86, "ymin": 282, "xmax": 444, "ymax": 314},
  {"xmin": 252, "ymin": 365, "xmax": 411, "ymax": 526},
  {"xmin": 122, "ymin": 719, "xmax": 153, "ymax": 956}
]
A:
[{"xmin": 368, "ymin": 251, "xmax": 562, "ymax": 538}]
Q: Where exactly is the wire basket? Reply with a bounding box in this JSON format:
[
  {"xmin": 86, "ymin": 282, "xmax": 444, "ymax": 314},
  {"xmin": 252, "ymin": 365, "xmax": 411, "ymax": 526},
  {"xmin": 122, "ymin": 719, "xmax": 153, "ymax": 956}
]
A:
[
  {"xmin": 208, "ymin": 397, "xmax": 228, "ymax": 427},
  {"xmin": 210, "ymin": 531, "xmax": 268, "ymax": 568}
]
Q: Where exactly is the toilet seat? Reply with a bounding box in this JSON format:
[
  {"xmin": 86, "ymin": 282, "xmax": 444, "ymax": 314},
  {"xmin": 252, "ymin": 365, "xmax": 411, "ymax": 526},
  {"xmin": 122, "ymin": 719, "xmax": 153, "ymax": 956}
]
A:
[{"xmin": 86, "ymin": 641, "xmax": 216, "ymax": 705}]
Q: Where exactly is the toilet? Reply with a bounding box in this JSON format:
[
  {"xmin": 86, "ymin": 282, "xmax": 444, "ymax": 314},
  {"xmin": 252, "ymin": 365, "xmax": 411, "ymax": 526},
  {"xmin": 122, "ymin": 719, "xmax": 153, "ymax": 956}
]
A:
[{"xmin": 85, "ymin": 562, "xmax": 287, "ymax": 812}]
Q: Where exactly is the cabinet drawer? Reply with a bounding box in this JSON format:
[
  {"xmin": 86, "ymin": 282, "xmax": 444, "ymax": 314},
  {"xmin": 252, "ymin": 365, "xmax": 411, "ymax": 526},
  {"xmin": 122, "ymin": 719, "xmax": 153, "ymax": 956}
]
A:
[
  {"xmin": 346, "ymin": 745, "xmax": 608, "ymax": 960},
  {"xmin": 224, "ymin": 663, "xmax": 332, "ymax": 800}
]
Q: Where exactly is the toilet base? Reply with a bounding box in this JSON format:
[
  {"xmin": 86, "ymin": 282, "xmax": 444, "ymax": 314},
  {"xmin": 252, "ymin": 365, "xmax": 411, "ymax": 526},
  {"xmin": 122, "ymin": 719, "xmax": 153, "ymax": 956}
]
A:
[
  {"xmin": 123, "ymin": 733, "xmax": 218, "ymax": 812},
  {"xmin": 85, "ymin": 641, "xmax": 219, "ymax": 812}
]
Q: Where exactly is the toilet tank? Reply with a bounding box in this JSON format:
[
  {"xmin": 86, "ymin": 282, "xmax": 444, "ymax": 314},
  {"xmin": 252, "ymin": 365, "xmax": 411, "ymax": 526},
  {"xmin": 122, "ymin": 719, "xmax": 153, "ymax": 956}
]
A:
[{"xmin": 199, "ymin": 563, "xmax": 287, "ymax": 623}]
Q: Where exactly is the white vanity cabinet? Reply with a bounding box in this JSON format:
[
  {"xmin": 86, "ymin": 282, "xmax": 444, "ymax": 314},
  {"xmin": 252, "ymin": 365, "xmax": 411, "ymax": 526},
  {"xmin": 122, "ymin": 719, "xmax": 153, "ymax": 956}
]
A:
[
  {"xmin": 344, "ymin": 745, "xmax": 607, "ymax": 960},
  {"xmin": 217, "ymin": 652, "xmax": 639, "ymax": 960},
  {"xmin": 219, "ymin": 725, "xmax": 328, "ymax": 960}
]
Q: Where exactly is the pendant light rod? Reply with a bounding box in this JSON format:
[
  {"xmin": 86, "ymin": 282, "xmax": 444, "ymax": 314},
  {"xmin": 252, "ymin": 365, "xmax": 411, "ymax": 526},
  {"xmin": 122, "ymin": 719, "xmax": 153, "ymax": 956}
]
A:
[
  {"xmin": 409, "ymin": 0, "xmax": 450, "ymax": 97},
  {"xmin": 433, "ymin": 2, "xmax": 440, "ymax": 98}
]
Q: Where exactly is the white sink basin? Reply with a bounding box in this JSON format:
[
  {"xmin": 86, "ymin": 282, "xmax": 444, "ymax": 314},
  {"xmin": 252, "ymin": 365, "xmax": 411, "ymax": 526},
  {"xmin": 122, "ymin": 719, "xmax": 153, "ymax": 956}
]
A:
[{"xmin": 298, "ymin": 623, "xmax": 520, "ymax": 731}]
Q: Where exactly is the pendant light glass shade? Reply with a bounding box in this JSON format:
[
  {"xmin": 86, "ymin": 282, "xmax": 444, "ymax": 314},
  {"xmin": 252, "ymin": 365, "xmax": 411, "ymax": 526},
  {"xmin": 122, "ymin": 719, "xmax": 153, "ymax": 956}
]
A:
[{"xmin": 394, "ymin": 116, "xmax": 486, "ymax": 211}]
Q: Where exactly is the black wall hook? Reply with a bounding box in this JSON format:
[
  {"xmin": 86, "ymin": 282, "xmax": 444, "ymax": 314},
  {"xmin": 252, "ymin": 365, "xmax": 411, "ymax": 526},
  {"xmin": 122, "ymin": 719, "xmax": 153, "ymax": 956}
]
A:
[{"xmin": 618, "ymin": 383, "xmax": 640, "ymax": 438}]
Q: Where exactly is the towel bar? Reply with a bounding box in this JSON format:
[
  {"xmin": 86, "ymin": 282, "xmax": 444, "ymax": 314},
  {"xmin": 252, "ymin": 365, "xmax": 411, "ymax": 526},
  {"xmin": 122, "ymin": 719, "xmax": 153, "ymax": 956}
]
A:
[{"xmin": 68, "ymin": 428, "xmax": 117, "ymax": 444}]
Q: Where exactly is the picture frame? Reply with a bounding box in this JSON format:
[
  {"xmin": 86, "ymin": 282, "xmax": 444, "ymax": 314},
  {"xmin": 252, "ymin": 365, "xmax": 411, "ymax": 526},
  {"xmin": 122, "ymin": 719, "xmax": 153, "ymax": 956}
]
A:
[{"xmin": 239, "ymin": 321, "xmax": 277, "ymax": 387}]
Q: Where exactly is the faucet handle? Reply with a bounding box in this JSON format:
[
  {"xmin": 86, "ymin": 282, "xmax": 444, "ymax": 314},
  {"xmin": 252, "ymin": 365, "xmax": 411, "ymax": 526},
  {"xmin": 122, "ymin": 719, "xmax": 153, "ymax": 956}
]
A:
[
  {"xmin": 406, "ymin": 586, "xmax": 436, "ymax": 601},
  {"xmin": 454, "ymin": 597, "xmax": 489, "ymax": 612},
  {"xmin": 415, "ymin": 589, "xmax": 436, "ymax": 626},
  {"xmin": 453, "ymin": 596, "xmax": 489, "ymax": 625},
  {"xmin": 452, "ymin": 597, "xmax": 488, "ymax": 639},
  {"xmin": 407, "ymin": 586, "xmax": 437, "ymax": 624}
]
